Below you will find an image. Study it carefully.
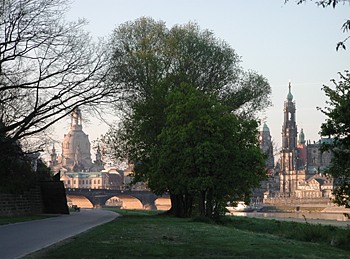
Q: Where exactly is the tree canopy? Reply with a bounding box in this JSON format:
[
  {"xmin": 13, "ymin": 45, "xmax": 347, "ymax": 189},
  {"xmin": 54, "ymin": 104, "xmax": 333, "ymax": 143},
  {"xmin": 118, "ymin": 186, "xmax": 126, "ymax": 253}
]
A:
[
  {"xmin": 104, "ymin": 17, "xmax": 271, "ymax": 217},
  {"xmin": 147, "ymin": 84, "xmax": 266, "ymax": 217},
  {"xmin": 319, "ymin": 71, "xmax": 350, "ymax": 208}
]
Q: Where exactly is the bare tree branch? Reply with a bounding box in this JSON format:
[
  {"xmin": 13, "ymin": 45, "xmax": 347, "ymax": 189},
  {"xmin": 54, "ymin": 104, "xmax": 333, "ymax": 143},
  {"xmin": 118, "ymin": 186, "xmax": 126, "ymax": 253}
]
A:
[{"xmin": 0, "ymin": 0, "xmax": 117, "ymax": 150}]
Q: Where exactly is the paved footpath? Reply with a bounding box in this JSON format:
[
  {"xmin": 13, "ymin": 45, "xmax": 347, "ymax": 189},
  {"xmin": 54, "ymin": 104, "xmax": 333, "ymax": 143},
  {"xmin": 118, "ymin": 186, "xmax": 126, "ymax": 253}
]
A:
[{"xmin": 0, "ymin": 209, "xmax": 118, "ymax": 259}]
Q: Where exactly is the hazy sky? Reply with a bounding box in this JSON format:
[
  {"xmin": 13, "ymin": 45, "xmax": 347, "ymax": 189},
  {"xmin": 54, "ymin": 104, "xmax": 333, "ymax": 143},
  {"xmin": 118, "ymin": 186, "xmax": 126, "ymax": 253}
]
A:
[{"xmin": 57, "ymin": 0, "xmax": 350, "ymax": 153}]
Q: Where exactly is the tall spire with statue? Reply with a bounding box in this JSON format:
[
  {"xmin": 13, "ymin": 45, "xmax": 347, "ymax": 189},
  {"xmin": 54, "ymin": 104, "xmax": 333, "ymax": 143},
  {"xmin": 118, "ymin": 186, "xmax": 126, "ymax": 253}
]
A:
[
  {"xmin": 282, "ymin": 82, "xmax": 297, "ymax": 153},
  {"xmin": 279, "ymin": 82, "xmax": 305, "ymax": 195}
]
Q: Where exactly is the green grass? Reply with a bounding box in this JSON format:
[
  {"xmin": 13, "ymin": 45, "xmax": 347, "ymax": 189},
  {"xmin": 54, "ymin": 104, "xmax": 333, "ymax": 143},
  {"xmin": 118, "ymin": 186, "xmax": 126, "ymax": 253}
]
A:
[
  {"xmin": 0, "ymin": 214, "xmax": 53, "ymax": 225},
  {"xmin": 224, "ymin": 216, "xmax": 350, "ymax": 251},
  {"xmin": 31, "ymin": 209, "xmax": 350, "ymax": 259}
]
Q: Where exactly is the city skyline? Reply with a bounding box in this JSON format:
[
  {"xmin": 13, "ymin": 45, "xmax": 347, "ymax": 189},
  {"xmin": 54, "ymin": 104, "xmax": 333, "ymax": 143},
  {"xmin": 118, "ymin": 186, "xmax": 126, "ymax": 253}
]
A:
[{"xmin": 52, "ymin": 0, "xmax": 350, "ymax": 153}]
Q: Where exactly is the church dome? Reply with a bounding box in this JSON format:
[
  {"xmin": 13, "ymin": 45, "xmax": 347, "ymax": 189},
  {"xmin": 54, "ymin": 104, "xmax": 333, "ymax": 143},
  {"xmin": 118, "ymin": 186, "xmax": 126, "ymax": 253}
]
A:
[{"xmin": 61, "ymin": 107, "xmax": 92, "ymax": 171}]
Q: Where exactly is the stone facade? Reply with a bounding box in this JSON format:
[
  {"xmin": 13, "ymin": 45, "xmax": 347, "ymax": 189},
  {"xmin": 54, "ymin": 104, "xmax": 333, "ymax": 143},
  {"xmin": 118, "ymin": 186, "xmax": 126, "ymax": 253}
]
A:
[
  {"xmin": 61, "ymin": 170, "xmax": 123, "ymax": 190},
  {"xmin": 50, "ymin": 107, "xmax": 103, "ymax": 173},
  {"xmin": 260, "ymin": 83, "xmax": 334, "ymax": 202},
  {"xmin": 49, "ymin": 108, "xmax": 131, "ymax": 190}
]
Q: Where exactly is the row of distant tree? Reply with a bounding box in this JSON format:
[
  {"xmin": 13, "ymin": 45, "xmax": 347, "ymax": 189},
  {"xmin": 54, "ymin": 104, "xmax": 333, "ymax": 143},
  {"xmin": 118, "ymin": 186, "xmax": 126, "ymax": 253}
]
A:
[{"xmin": 0, "ymin": 0, "xmax": 349, "ymax": 217}]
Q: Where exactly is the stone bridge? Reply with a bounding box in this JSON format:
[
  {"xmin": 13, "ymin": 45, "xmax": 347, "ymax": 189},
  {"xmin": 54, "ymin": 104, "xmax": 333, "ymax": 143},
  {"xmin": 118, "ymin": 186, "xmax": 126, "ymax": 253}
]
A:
[{"xmin": 65, "ymin": 188, "xmax": 169, "ymax": 209}]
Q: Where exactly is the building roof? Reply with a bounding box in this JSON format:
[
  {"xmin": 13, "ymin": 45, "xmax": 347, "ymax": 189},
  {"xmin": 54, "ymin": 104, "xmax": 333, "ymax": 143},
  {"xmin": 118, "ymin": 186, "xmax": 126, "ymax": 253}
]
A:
[{"xmin": 64, "ymin": 172, "xmax": 106, "ymax": 178}]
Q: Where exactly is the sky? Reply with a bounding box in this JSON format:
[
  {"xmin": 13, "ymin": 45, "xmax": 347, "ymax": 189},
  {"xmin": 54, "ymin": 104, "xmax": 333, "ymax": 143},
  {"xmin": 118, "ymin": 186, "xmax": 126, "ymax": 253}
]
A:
[{"xmin": 54, "ymin": 0, "xmax": 350, "ymax": 155}]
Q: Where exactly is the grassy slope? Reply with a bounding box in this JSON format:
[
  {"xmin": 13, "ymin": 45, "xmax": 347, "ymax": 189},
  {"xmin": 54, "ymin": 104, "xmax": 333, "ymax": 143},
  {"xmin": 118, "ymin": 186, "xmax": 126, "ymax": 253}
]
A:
[
  {"xmin": 0, "ymin": 215, "xmax": 52, "ymax": 225},
  {"xmin": 34, "ymin": 210, "xmax": 350, "ymax": 259}
]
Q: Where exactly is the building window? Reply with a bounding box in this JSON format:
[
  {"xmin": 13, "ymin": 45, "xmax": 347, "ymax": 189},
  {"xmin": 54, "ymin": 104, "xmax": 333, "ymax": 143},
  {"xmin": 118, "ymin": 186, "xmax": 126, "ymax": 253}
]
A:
[
  {"xmin": 82, "ymin": 180, "xmax": 84, "ymax": 185},
  {"xmin": 94, "ymin": 180, "xmax": 96, "ymax": 184},
  {"xmin": 68, "ymin": 180, "xmax": 70, "ymax": 185},
  {"xmin": 74, "ymin": 180, "xmax": 76, "ymax": 184},
  {"xmin": 98, "ymin": 180, "xmax": 100, "ymax": 184}
]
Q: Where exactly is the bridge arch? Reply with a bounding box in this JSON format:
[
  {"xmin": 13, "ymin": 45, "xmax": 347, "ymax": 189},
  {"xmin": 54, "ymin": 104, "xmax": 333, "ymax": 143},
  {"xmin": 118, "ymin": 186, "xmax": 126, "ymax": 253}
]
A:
[
  {"xmin": 105, "ymin": 195, "xmax": 143, "ymax": 210},
  {"xmin": 155, "ymin": 197, "xmax": 171, "ymax": 211},
  {"xmin": 65, "ymin": 189, "xmax": 169, "ymax": 210},
  {"xmin": 67, "ymin": 194, "xmax": 93, "ymax": 208}
]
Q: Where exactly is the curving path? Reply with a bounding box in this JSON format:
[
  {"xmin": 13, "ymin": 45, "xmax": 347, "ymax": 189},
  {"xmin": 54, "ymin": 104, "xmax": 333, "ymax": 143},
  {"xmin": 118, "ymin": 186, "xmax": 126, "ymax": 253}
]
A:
[{"xmin": 0, "ymin": 209, "xmax": 118, "ymax": 259}]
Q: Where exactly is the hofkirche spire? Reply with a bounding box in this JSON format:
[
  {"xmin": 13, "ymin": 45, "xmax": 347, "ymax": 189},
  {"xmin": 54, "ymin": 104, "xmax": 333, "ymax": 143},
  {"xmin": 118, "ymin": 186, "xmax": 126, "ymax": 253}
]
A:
[
  {"xmin": 282, "ymin": 81, "xmax": 297, "ymax": 151},
  {"xmin": 279, "ymin": 81, "xmax": 299, "ymax": 193},
  {"xmin": 287, "ymin": 81, "xmax": 293, "ymax": 101}
]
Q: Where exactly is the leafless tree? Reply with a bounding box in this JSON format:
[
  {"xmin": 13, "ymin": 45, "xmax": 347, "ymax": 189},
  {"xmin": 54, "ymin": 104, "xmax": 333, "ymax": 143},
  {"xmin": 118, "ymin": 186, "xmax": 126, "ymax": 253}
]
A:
[{"xmin": 0, "ymin": 0, "xmax": 115, "ymax": 151}]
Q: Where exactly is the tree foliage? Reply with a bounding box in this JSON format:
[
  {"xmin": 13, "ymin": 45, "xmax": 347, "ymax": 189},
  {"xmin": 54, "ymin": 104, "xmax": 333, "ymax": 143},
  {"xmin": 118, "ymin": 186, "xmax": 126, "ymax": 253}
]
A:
[
  {"xmin": 0, "ymin": 123, "xmax": 52, "ymax": 193},
  {"xmin": 147, "ymin": 84, "xmax": 266, "ymax": 217},
  {"xmin": 105, "ymin": 17, "xmax": 271, "ymax": 217},
  {"xmin": 319, "ymin": 71, "xmax": 350, "ymax": 208}
]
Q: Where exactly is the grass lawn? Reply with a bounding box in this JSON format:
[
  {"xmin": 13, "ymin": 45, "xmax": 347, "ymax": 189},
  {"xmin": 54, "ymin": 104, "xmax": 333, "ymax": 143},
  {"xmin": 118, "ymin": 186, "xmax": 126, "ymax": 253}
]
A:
[
  {"xmin": 0, "ymin": 215, "xmax": 53, "ymax": 225},
  {"xmin": 32, "ymin": 209, "xmax": 350, "ymax": 259}
]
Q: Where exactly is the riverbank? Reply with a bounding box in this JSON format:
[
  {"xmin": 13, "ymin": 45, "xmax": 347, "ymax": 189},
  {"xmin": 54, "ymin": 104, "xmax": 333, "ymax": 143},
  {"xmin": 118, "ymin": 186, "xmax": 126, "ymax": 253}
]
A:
[
  {"xmin": 230, "ymin": 210, "xmax": 350, "ymax": 228},
  {"xmin": 27, "ymin": 209, "xmax": 350, "ymax": 258}
]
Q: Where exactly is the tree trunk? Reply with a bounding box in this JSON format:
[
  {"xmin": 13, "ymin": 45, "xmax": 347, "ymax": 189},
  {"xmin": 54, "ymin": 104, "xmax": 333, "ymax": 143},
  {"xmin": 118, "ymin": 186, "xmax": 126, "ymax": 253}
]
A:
[
  {"xmin": 205, "ymin": 188, "xmax": 213, "ymax": 217},
  {"xmin": 199, "ymin": 190, "xmax": 206, "ymax": 216},
  {"xmin": 168, "ymin": 193, "xmax": 193, "ymax": 217}
]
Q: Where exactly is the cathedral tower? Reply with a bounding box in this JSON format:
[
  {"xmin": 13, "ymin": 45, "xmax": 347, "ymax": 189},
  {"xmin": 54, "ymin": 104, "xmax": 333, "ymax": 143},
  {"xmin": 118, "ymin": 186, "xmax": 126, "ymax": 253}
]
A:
[
  {"xmin": 259, "ymin": 123, "xmax": 274, "ymax": 170},
  {"xmin": 282, "ymin": 82, "xmax": 297, "ymax": 154},
  {"xmin": 279, "ymin": 82, "xmax": 304, "ymax": 195}
]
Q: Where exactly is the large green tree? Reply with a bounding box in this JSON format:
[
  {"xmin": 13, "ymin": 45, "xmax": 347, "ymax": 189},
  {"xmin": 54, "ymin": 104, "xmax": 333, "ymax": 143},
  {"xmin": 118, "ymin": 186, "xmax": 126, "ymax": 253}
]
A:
[
  {"xmin": 105, "ymin": 17, "xmax": 271, "ymax": 217},
  {"xmin": 148, "ymin": 84, "xmax": 266, "ymax": 217},
  {"xmin": 319, "ymin": 71, "xmax": 350, "ymax": 208}
]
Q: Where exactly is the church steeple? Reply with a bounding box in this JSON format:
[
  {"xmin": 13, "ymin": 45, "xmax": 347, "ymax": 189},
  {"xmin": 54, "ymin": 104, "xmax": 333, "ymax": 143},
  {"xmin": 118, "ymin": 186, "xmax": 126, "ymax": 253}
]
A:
[
  {"xmin": 287, "ymin": 81, "xmax": 293, "ymax": 101},
  {"xmin": 259, "ymin": 122, "xmax": 274, "ymax": 170},
  {"xmin": 95, "ymin": 144, "xmax": 103, "ymax": 166},
  {"xmin": 298, "ymin": 128, "xmax": 305, "ymax": 145},
  {"xmin": 282, "ymin": 82, "xmax": 297, "ymax": 151},
  {"xmin": 71, "ymin": 107, "xmax": 82, "ymax": 131},
  {"xmin": 279, "ymin": 82, "xmax": 307, "ymax": 195},
  {"xmin": 50, "ymin": 143, "xmax": 57, "ymax": 167}
]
